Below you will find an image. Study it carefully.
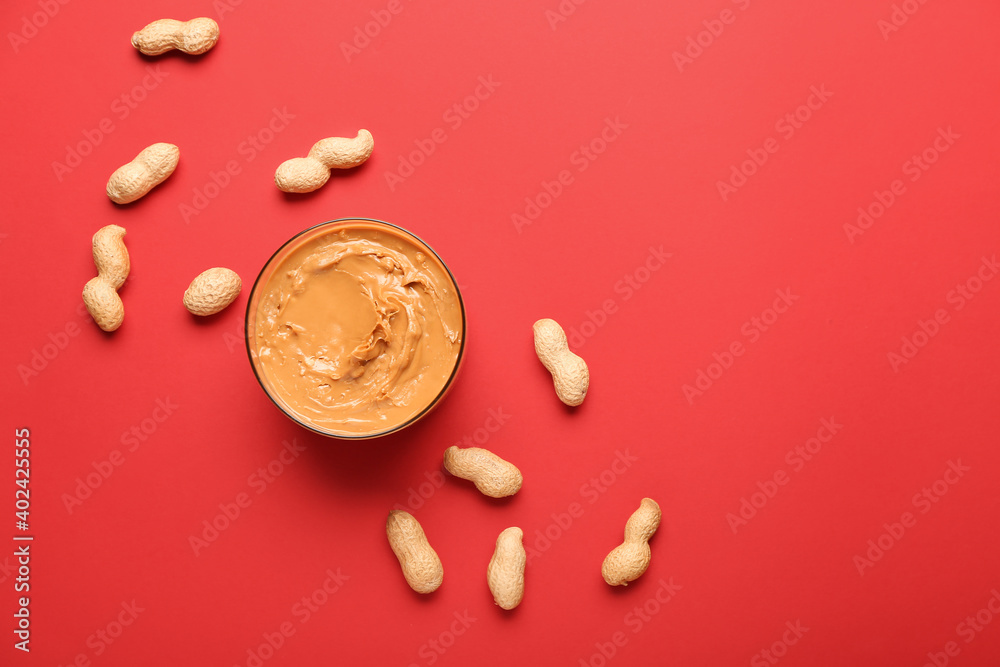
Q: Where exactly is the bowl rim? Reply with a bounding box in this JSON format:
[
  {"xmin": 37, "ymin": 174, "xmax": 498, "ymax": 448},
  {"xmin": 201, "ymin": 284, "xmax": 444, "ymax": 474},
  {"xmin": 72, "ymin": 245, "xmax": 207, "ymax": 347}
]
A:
[{"xmin": 244, "ymin": 217, "xmax": 467, "ymax": 440}]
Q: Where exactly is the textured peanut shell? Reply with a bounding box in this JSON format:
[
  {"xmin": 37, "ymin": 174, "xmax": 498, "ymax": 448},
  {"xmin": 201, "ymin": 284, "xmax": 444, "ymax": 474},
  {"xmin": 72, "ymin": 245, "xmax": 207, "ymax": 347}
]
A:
[
  {"xmin": 83, "ymin": 277, "xmax": 124, "ymax": 332},
  {"xmin": 487, "ymin": 527, "xmax": 525, "ymax": 610},
  {"xmin": 444, "ymin": 446, "xmax": 522, "ymax": 498},
  {"xmin": 309, "ymin": 130, "xmax": 374, "ymax": 168},
  {"xmin": 183, "ymin": 268, "xmax": 241, "ymax": 316},
  {"xmin": 533, "ymin": 318, "xmax": 589, "ymax": 406},
  {"xmin": 601, "ymin": 498, "xmax": 661, "ymax": 586},
  {"xmin": 131, "ymin": 18, "xmax": 220, "ymax": 56},
  {"xmin": 274, "ymin": 130, "xmax": 374, "ymax": 193},
  {"xmin": 386, "ymin": 511, "xmax": 443, "ymax": 594},
  {"xmin": 107, "ymin": 143, "xmax": 179, "ymax": 204},
  {"xmin": 273, "ymin": 157, "xmax": 330, "ymax": 193},
  {"xmin": 92, "ymin": 225, "xmax": 129, "ymax": 289}
]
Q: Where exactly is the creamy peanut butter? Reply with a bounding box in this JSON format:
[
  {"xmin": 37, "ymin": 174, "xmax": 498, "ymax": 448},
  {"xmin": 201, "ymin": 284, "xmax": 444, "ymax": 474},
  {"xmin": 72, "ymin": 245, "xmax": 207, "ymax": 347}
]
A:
[{"xmin": 248, "ymin": 220, "xmax": 464, "ymax": 437}]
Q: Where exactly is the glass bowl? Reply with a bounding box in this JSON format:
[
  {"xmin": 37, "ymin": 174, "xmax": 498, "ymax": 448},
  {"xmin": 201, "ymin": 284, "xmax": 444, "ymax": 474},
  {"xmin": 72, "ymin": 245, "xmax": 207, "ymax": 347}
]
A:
[{"xmin": 245, "ymin": 218, "xmax": 466, "ymax": 439}]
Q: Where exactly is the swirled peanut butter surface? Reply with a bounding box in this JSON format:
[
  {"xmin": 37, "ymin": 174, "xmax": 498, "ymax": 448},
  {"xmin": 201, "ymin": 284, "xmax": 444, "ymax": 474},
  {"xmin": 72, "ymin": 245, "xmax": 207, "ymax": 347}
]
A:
[{"xmin": 251, "ymin": 222, "xmax": 463, "ymax": 436}]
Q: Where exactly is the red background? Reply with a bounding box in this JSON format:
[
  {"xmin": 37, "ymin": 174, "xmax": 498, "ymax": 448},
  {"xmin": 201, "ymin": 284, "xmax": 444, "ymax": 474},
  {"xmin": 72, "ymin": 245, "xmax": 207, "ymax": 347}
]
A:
[{"xmin": 3, "ymin": 0, "xmax": 999, "ymax": 665}]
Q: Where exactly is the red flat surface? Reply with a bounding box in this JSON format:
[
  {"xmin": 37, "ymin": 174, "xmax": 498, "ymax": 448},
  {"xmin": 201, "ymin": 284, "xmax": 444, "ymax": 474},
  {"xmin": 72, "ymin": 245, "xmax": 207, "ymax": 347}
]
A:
[{"xmin": 3, "ymin": 0, "xmax": 1000, "ymax": 665}]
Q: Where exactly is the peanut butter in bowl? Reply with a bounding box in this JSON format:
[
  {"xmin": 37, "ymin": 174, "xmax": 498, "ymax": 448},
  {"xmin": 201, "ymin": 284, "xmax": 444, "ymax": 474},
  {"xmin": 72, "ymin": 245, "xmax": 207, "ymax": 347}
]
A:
[{"xmin": 245, "ymin": 219, "xmax": 465, "ymax": 438}]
